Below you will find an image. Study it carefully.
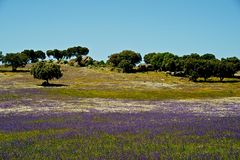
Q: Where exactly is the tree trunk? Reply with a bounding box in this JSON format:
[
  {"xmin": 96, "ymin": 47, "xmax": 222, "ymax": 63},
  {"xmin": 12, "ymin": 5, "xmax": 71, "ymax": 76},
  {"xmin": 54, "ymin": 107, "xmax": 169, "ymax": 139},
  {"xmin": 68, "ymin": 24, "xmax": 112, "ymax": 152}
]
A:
[
  {"xmin": 220, "ymin": 77, "xmax": 224, "ymax": 82},
  {"xmin": 204, "ymin": 77, "xmax": 207, "ymax": 82},
  {"xmin": 12, "ymin": 66, "xmax": 17, "ymax": 72},
  {"xmin": 42, "ymin": 79, "xmax": 50, "ymax": 86}
]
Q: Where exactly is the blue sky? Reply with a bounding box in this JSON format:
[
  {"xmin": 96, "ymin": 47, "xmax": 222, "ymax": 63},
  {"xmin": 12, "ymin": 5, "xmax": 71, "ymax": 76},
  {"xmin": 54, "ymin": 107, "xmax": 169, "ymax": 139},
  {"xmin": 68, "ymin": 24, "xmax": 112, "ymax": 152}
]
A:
[{"xmin": 0, "ymin": 0, "xmax": 240, "ymax": 60}]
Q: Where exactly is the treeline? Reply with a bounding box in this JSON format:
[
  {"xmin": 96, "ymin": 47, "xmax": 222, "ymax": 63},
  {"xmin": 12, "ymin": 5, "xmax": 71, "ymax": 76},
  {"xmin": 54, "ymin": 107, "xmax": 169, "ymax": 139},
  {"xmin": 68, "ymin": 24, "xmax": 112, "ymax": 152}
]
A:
[
  {"xmin": 0, "ymin": 46, "xmax": 93, "ymax": 71},
  {"xmin": 1, "ymin": 48, "xmax": 240, "ymax": 82},
  {"xmin": 107, "ymin": 51, "xmax": 240, "ymax": 82},
  {"xmin": 143, "ymin": 52, "xmax": 240, "ymax": 81}
]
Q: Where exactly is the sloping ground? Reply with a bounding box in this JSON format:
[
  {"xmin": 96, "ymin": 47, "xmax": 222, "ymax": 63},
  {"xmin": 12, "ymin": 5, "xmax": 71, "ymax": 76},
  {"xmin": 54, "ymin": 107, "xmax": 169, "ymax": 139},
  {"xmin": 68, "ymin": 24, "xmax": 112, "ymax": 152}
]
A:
[{"xmin": 1, "ymin": 65, "xmax": 240, "ymax": 100}]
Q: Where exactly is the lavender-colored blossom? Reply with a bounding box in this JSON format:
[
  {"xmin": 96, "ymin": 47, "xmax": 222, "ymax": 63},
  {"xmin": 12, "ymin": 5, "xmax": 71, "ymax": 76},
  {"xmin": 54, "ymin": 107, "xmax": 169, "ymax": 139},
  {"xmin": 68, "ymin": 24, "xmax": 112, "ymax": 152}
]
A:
[{"xmin": 1, "ymin": 95, "xmax": 240, "ymax": 159}]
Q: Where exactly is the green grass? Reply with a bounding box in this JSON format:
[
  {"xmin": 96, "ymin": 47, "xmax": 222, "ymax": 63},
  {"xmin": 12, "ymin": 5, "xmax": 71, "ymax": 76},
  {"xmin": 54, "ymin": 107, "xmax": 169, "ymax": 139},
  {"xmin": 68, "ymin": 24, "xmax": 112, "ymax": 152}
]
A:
[
  {"xmin": 0, "ymin": 94, "xmax": 19, "ymax": 101},
  {"xmin": 45, "ymin": 87, "xmax": 240, "ymax": 100},
  {"xmin": 23, "ymin": 118, "xmax": 66, "ymax": 124},
  {"xmin": 1, "ymin": 130, "xmax": 239, "ymax": 159}
]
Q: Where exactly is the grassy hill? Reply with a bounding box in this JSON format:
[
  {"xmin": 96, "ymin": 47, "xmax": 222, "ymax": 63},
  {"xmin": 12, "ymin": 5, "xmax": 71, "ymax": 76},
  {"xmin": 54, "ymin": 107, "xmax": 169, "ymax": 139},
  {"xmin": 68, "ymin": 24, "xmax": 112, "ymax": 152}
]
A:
[{"xmin": 1, "ymin": 65, "xmax": 240, "ymax": 100}]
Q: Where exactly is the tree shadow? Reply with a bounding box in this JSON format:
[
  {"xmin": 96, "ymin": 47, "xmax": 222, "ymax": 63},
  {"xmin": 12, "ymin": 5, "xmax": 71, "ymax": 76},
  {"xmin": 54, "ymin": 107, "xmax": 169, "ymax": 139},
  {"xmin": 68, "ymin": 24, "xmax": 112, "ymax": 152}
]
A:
[
  {"xmin": 0, "ymin": 69, "xmax": 30, "ymax": 73},
  {"xmin": 38, "ymin": 83, "xmax": 68, "ymax": 87},
  {"xmin": 195, "ymin": 79, "xmax": 240, "ymax": 83}
]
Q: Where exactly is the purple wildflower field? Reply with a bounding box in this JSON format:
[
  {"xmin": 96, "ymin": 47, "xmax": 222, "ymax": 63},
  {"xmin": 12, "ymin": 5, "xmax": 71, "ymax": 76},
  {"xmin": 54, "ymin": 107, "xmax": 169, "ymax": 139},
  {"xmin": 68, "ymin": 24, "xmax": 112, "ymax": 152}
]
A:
[{"xmin": 0, "ymin": 88, "xmax": 240, "ymax": 159}]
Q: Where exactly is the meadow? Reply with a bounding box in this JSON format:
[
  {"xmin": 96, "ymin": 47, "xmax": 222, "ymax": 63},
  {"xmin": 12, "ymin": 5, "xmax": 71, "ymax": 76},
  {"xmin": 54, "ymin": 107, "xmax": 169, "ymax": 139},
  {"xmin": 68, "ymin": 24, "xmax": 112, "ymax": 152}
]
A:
[{"xmin": 0, "ymin": 65, "xmax": 240, "ymax": 159}]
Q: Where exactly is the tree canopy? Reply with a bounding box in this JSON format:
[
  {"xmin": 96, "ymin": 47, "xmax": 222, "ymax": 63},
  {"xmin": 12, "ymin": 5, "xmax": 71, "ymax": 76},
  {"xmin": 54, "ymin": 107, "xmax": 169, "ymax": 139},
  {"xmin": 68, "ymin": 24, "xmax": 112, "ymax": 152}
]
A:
[
  {"xmin": 66, "ymin": 46, "xmax": 89, "ymax": 58},
  {"xmin": 107, "ymin": 50, "xmax": 142, "ymax": 73},
  {"xmin": 21, "ymin": 49, "xmax": 46, "ymax": 63},
  {"xmin": 30, "ymin": 61, "xmax": 63, "ymax": 85},
  {"xmin": 201, "ymin": 53, "xmax": 216, "ymax": 60},
  {"xmin": 46, "ymin": 46, "xmax": 89, "ymax": 65},
  {"xmin": 0, "ymin": 51, "xmax": 3, "ymax": 62},
  {"xmin": 3, "ymin": 53, "xmax": 29, "ymax": 71},
  {"xmin": 47, "ymin": 49, "xmax": 63, "ymax": 61},
  {"xmin": 144, "ymin": 52, "xmax": 240, "ymax": 81}
]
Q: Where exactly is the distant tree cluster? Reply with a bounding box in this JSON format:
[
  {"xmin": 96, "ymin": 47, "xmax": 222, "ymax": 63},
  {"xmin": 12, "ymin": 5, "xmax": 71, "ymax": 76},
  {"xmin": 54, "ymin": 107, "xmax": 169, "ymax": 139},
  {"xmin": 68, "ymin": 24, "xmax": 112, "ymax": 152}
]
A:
[
  {"xmin": 46, "ymin": 46, "xmax": 89, "ymax": 65},
  {"xmin": 21, "ymin": 50, "xmax": 46, "ymax": 63},
  {"xmin": 1, "ymin": 50, "xmax": 46, "ymax": 71},
  {"xmin": 107, "ymin": 50, "xmax": 142, "ymax": 73},
  {"xmin": 143, "ymin": 52, "xmax": 240, "ymax": 81},
  {"xmin": 107, "ymin": 50, "xmax": 240, "ymax": 81},
  {"xmin": 0, "ymin": 46, "xmax": 90, "ymax": 71}
]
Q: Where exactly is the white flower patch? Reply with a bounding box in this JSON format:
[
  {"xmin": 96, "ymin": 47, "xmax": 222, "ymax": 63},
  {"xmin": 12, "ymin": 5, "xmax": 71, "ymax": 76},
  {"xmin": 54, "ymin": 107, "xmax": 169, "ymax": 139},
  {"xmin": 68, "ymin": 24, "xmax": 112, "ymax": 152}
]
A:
[{"xmin": 0, "ymin": 97, "xmax": 240, "ymax": 117}]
